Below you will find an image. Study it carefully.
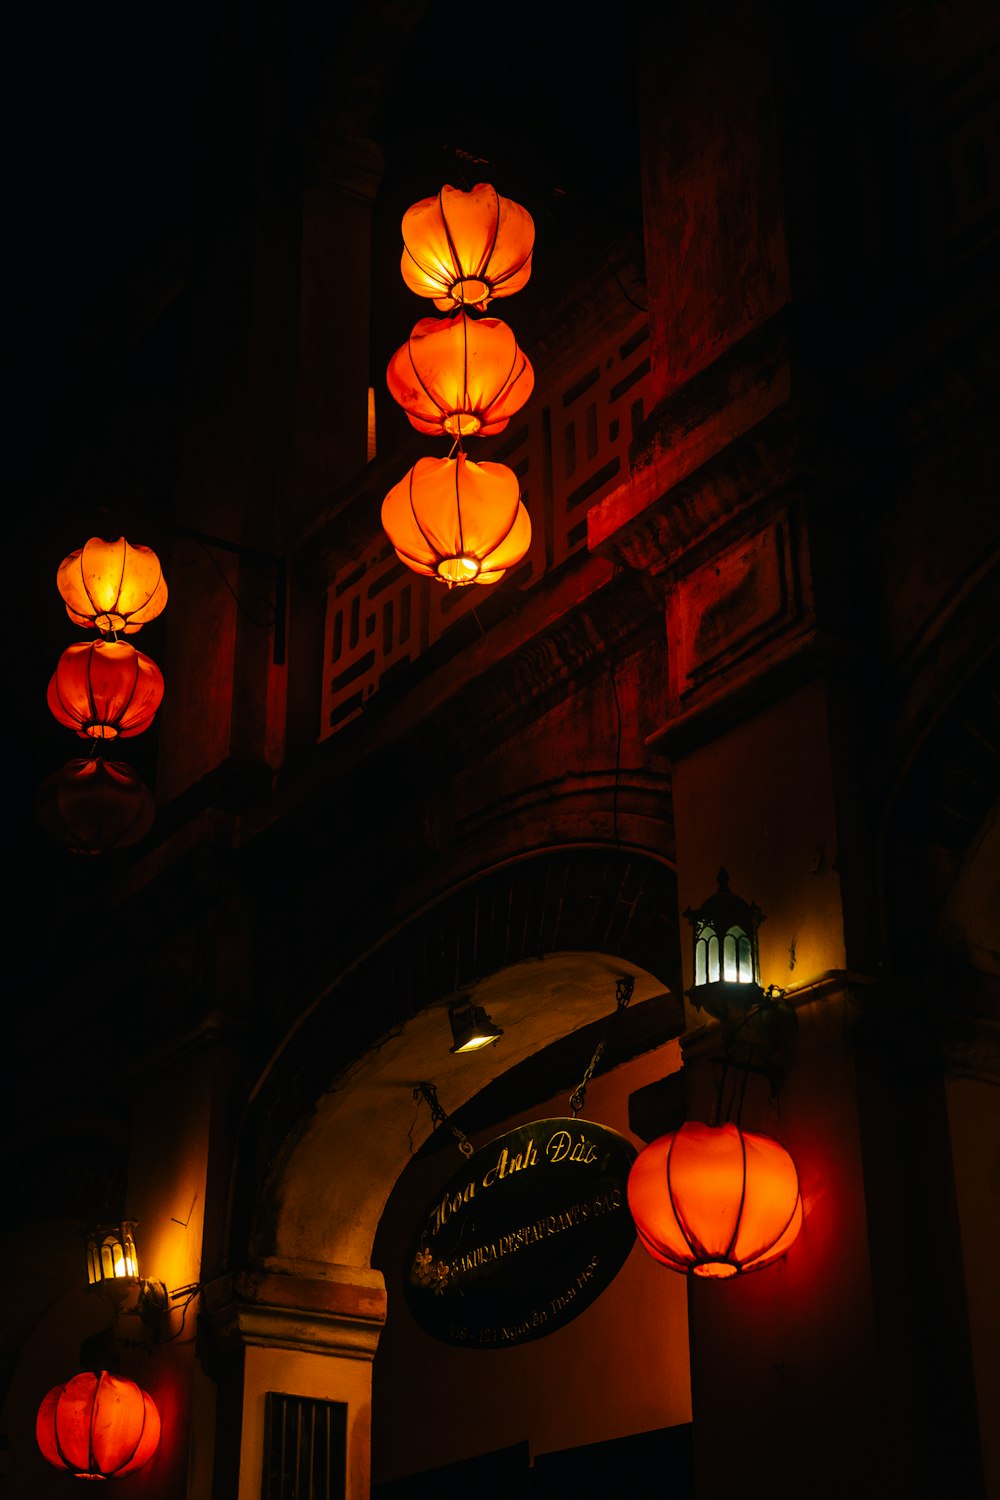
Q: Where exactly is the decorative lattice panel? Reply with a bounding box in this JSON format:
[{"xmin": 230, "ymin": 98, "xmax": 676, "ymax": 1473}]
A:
[
  {"xmin": 549, "ymin": 316, "xmax": 651, "ymax": 568},
  {"xmin": 321, "ymin": 313, "xmax": 651, "ymax": 739}
]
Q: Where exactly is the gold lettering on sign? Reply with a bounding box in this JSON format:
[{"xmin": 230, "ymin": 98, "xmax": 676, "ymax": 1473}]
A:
[
  {"xmin": 447, "ymin": 1188, "xmax": 624, "ymax": 1280},
  {"xmin": 546, "ymin": 1129, "xmax": 598, "ymax": 1165},
  {"xmin": 482, "ymin": 1137, "xmax": 538, "ymax": 1188},
  {"xmin": 429, "ymin": 1177, "xmax": 478, "ymax": 1236}
]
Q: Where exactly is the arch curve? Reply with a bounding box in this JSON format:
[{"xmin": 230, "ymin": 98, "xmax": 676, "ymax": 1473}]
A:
[{"xmin": 234, "ymin": 846, "xmax": 681, "ymax": 1269}]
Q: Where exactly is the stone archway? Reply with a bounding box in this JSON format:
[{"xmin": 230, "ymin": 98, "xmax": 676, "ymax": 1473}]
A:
[
  {"xmin": 236, "ymin": 845, "xmax": 681, "ymax": 1270},
  {"xmin": 266, "ymin": 947, "xmax": 676, "ymax": 1274},
  {"xmin": 216, "ymin": 847, "xmax": 682, "ymax": 1500}
]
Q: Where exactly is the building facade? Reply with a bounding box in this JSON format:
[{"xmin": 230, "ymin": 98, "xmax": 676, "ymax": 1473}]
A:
[{"xmin": 4, "ymin": 1, "xmax": 998, "ymax": 1496}]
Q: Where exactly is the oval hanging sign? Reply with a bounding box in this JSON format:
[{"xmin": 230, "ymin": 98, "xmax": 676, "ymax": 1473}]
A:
[{"xmin": 403, "ymin": 1118, "xmax": 637, "ymax": 1349}]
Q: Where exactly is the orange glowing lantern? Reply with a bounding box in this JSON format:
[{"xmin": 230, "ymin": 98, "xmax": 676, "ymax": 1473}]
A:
[
  {"xmin": 386, "ymin": 313, "xmax": 533, "ymax": 439},
  {"xmin": 627, "ymin": 1121, "xmax": 803, "ymax": 1278},
  {"xmin": 36, "ymin": 758, "xmax": 155, "ymax": 854},
  {"xmin": 47, "ymin": 640, "xmax": 164, "ymax": 740},
  {"xmin": 36, "ymin": 1370, "xmax": 161, "ymax": 1480},
  {"xmin": 57, "ymin": 535, "xmax": 168, "ymax": 635},
  {"xmin": 401, "ymin": 182, "xmax": 534, "ymax": 312},
  {"xmin": 382, "ymin": 454, "xmax": 531, "ymax": 586}
]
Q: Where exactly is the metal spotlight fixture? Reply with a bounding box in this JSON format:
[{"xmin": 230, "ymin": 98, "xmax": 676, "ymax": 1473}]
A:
[{"xmin": 448, "ymin": 1000, "xmax": 503, "ymax": 1054}]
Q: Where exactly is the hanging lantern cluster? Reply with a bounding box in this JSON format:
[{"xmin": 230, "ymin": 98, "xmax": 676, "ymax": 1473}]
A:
[
  {"xmin": 382, "ymin": 182, "xmax": 535, "ymax": 588},
  {"xmin": 39, "ymin": 535, "xmax": 167, "ymax": 853}
]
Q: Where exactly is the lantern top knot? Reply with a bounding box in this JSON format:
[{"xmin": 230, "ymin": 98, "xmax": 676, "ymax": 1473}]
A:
[{"xmin": 401, "ymin": 182, "xmax": 534, "ymax": 313}]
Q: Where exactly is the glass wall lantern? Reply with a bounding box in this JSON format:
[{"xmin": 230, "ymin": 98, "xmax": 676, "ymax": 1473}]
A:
[
  {"xmin": 86, "ymin": 1221, "xmax": 139, "ymax": 1286},
  {"xmin": 684, "ymin": 868, "xmax": 764, "ymax": 1020},
  {"xmin": 85, "ymin": 1219, "xmax": 167, "ymax": 1331}
]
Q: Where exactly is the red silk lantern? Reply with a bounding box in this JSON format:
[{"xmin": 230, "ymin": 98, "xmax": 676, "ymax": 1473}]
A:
[
  {"xmin": 627, "ymin": 1121, "xmax": 803, "ymax": 1278},
  {"xmin": 401, "ymin": 182, "xmax": 534, "ymax": 312},
  {"xmin": 36, "ymin": 1370, "xmax": 161, "ymax": 1480},
  {"xmin": 386, "ymin": 313, "xmax": 534, "ymax": 439},
  {"xmin": 36, "ymin": 758, "xmax": 155, "ymax": 854},
  {"xmin": 47, "ymin": 640, "xmax": 164, "ymax": 740},
  {"xmin": 382, "ymin": 454, "xmax": 531, "ymax": 586},
  {"xmin": 57, "ymin": 535, "xmax": 168, "ymax": 634}
]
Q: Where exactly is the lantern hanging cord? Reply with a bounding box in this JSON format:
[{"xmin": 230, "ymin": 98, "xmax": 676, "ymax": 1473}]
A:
[
  {"xmin": 714, "ymin": 1056, "xmax": 751, "ymax": 1129},
  {"xmin": 569, "ymin": 975, "xmax": 634, "ymax": 1118},
  {"xmin": 609, "ymin": 602, "xmax": 623, "ymax": 848},
  {"xmin": 415, "ymin": 1081, "xmax": 474, "ymax": 1158}
]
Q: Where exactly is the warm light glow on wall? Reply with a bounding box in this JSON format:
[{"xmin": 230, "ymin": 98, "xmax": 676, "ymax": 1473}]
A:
[
  {"xmin": 47, "ymin": 640, "xmax": 164, "ymax": 740},
  {"xmin": 36, "ymin": 1370, "xmax": 161, "ymax": 1480},
  {"xmin": 628, "ymin": 1121, "xmax": 803, "ymax": 1277},
  {"xmin": 57, "ymin": 535, "xmax": 168, "ymax": 635},
  {"xmin": 401, "ymin": 182, "xmax": 534, "ymax": 312},
  {"xmin": 381, "ymin": 454, "xmax": 530, "ymax": 586},
  {"xmin": 386, "ymin": 312, "xmax": 534, "ymax": 439}
]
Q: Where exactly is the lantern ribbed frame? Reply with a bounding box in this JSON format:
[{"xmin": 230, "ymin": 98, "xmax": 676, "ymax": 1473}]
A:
[
  {"xmin": 37, "ymin": 758, "xmax": 155, "ymax": 854},
  {"xmin": 386, "ymin": 312, "xmax": 533, "ymax": 439},
  {"xmin": 627, "ymin": 1121, "xmax": 803, "ymax": 1278},
  {"xmin": 400, "ymin": 183, "xmax": 534, "ymax": 312},
  {"xmin": 381, "ymin": 454, "xmax": 530, "ymax": 586},
  {"xmin": 47, "ymin": 640, "xmax": 164, "ymax": 740},
  {"xmin": 36, "ymin": 1370, "xmax": 161, "ymax": 1480},
  {"xmin": 57, "ymin": 535, "xmax": 167, "ymax": 635}
]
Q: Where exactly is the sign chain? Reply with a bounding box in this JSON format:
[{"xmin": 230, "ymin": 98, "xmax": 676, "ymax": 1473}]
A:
[
  {"xmin": 569, "ymin": 976, "xmax": 635, "ymax": 1117},
  {"xmin": 414, "ymin": 1081, "xmax": 474, "ymax": 1158}
]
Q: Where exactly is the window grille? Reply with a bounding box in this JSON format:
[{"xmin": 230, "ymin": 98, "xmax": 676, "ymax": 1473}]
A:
[{"xmin": 261, "ymin": 1392, "xmax": 346, "ymax": 1500}]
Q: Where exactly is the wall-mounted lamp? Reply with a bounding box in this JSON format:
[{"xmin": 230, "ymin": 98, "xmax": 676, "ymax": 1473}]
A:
[
  {"xmin": 86, "ymin": 1220, "xmax": 139, "ymax": 1287},
  {"xmin": 85, "ymin": 1220, "xmax": 167, "ymax": 1328},
  {"xmin": 684, "ymin": 867, "xmax": 796, "ymax": 1092},
  {"xmin": 684, "ymin": 867, "xmax": 764, "ymax": 1021},
  {"xmin": 448, "ymin": 1000, "xmax": 503, "ymax": 1054}
]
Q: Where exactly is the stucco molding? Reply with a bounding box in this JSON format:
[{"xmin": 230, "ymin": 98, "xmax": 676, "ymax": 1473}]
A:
[{"xmin": 202, "ymin": 1267, "xmax": 387, "ymax": 1362}]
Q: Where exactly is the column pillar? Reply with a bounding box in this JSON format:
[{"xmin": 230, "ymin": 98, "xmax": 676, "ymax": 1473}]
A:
[
  {"xmin": 588, "ymin": 2, "xmax": 891, "ymax": 1491},
  {"xmin": 203, "ymin": 1266, "xmax": 386, "ymax": 1500}
]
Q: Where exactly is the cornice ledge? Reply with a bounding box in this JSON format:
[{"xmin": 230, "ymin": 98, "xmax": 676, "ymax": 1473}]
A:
[
  {"xmin": 647, "ymin": 629, "xmax": 842, "ymax": 759},
  {"xmin": 588, "ymin": 345, "xmax": 803, "ymax": 578},
  {"xmin": 227, "ymin": 1302, "xmax": 382, "ymax": 1359},
  {"xmin": 203, "ymin": 1266, "xmax": 387, "ymax": 1360},
  {"xmin": 680, "ymin": 970, "xmax": 877, "ymax": 1058}
]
